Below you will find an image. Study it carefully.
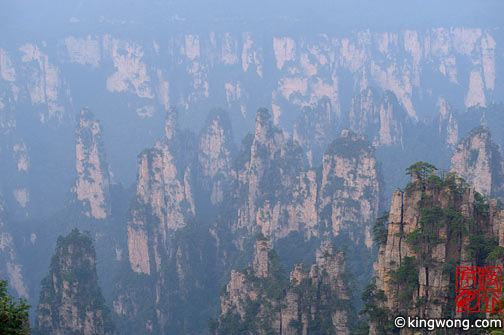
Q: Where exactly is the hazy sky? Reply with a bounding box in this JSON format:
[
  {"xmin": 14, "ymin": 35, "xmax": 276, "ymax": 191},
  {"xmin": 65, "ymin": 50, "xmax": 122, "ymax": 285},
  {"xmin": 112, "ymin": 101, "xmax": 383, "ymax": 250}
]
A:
[{"xmin": 3, "ymin": 0, "xmax": 503, "ymax": 35}]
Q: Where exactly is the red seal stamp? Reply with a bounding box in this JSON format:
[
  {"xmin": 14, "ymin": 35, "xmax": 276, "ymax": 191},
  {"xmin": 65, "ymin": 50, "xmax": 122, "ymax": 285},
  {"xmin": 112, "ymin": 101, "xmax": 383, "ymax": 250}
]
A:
[{"xmin": 456, "ymin": 267, "xmax": 501, "ymax": 313}]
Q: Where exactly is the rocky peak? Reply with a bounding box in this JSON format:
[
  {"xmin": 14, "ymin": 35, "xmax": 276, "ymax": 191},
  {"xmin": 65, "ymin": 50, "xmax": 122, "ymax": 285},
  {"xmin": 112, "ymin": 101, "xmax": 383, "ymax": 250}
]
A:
[
  {"xmin": 450, "ymin": 126, "xmax": 504, "ymax": 199},
  {"xmin": 313, "ymin": 242, "xmax": 347, "ymax": 294},
  {"xmin": 136, "ymin": 148, "xmax": 164, "ymax": 207},
  {"xmin": 293, "ymin": 98, "xmax": 335, "ymax": 167},
  {"xmin": 349, "ymin": 87, "xmax": 378, "ymax": 131},
  {"xmin": 252, "ymin": 239, "xmax": 272, "ymax": 278},
  {"xmin": 232, "ymin": 108, "xmax": 305, "ymax": 238},
  {"xmin": 127, "ymin": 137, "xmax": 196, "ymax": 275},
  {"xmin": 164, "ymin": 107, "xmax": 178, "ymax": 141},
  {"xmin": 130, "ymin": 110, "xmax": 196, "ymax": 234},
  {"xmin": 71, "ymin": 107, "xmax": 111, "ymax": 220},
  {"xmin": 0, "ymin": 194, "xmax": 28, "ymax": 299},
  {"xmin": 254, "ymin": 107, "xmax": 273, "ymax": 144},
  {"xmin": 36, "ymin": 229, "xmax": 115, "ymax": 335},
  {"xmin": 227, "ymin": 118, "xmax": 382, "ymax": 255},
  {"xmin": 349, "ymin": 88, "xmax": 405, "ymax": 147},
  {"xmin": 289, "ymin": 263, "xmax": 305, "ymax": 284},
  {"xmin": 437, "ymin": 97, "xmax": 459, "ymax": 148},
  {"xmin": 249, "ymin": 108, "xmax": 287, "ymax": 163},
  {"xmin": 119, "ymin": 111, "xmax": 216, "ymax": 334},
  {"xmin": 319, "ymin": 130, "xmax": 382, "ymax": 244},
  {"xmin": 197, "ymin": 108, "xmax": 234, "ymax": 205},
  {"xmin": 250, "ymin": 108, "xmax": 294, "ymax": 163},
  {"xmin": 369, "ymin": 165, "xmax": 504, "ymax": 334},
  {"xmin": 214, "ymin": 241, "xmax": 351, "ymax": 335}
]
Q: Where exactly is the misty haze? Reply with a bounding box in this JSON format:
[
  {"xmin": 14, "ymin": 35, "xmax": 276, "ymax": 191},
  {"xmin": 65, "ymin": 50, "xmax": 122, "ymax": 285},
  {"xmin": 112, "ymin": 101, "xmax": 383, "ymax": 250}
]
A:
[{"xmin": 1, "ymin": 1, "xmax": 504, "ymax": 334}]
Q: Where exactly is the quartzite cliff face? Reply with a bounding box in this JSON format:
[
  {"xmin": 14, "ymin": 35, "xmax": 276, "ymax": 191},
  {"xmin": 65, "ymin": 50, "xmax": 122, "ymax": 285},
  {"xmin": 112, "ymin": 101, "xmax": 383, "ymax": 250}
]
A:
[
  {"xmin": 368, "ymin": 167, "xmax": 504, "ymax": 334},
  {"xmin": 437, "ymin": 97, "xmax": 459, "ymax": 149},
  {"xmin": 0, "ymin": 27, "xmax": 500, "ymax": 217},
  {"xmin": 127, "ymin": 108, "xmax": 196, "ymax": 276},
  {"xmin": 293, "ymin": 99, "xmax": 335, "ymax": 167},
  {"xmin": 214, "ymin": 240, "xmax": 351, "ymax": 335},
  {"xmin": 0, "ymin": 86, "xmax": 31, "ymax": 218},
  {"xmin": 1, "ymin": 27, "xmax": 499, "ymax": 127},
  {"xmin": 71, "ymin": 108, "xmax": 111, "ymax": 220},
  {"xmin": 319, "ymin": 131, "xmax": 383, "ymax": 247},
  {"xmin": 197, "ymin": 108, "xmax": 235, "ymax": 206},
  {"xmin": 116, "ymin": 107, "xmax": 383, "ymax": 335},
  {"xmin": 231, "ymin": 108, "xmax": 306, "ymax": 240},
  {"xmin": 36, "ymin": 229, "xmax": 115, "ymax": 335},
  {"xmin": 349, "ymin": 88, "xmax": 405, "ymax": 147},
  {"xmin": 451, "ymin": 126, "xmax": 504, "ymax": 200},
  {"xmin": 117, "ymin": 108, "xmax": 235, "ymax": 335},
  {"xmin": 230, "ymin": 108, "xmax": 383, "ymax": 245},
  {"xmin": 0, "ymin": 11, "xmax": 502, "ymax": 335},
  {"xmin": 0, "ymin": 194, "xmax": 29, "ymax": 300}
]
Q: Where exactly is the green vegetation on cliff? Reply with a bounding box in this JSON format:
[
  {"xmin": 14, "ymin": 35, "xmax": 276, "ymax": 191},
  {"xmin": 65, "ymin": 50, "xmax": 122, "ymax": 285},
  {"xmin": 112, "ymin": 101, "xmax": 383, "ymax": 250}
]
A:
[
  {"xmin": 364, "ymin": 162, "xmax": 504, "ymax": 335},
  {"xmin": 35, "ymin": 229, "xmax": 115, "ymax": 335},
  {"xmin": 212, "ymin": 240, "xmax": 352, "ymax": 335},
  {"xmin": 0, "ymin": 280, "xmax": 30, "ymax": 335}
]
